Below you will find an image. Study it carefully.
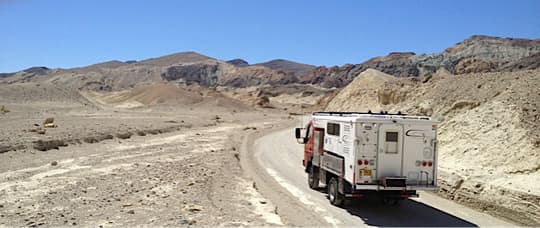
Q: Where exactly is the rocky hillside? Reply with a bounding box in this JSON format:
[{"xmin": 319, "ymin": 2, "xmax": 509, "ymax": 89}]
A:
[
  {"xmin": 326, "ymin": 68, "xmax": 540, "ymax": 225},
  {"xmin": 0, "ymin": 52, "xmax": 315, "ymax": 90},
  {"xmin": 301, "ymin": 35, "xmax": 540, "ymax": 87}
]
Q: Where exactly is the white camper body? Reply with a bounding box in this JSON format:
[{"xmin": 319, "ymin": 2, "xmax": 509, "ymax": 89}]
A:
[{"xmin": 297, "ymin": 112, "xmax": 439, "ymax": 205}]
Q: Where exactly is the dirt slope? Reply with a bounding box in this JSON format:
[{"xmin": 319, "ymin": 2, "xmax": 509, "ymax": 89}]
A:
[
  {"xmin": 326, "ymin": 69, "xmax": 395, "ymax": 112},
  {"xmin": 86, "ymin": 83, "xmax": 252, "ymax": 112},
  {"xmin": 325, "ymin": 68, "xmax": 540, "ymax": 225}
]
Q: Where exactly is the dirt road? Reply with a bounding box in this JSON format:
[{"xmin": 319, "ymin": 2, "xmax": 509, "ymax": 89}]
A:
[{"xmin": 245, "ymin": 127, "xmax": 515, "ymax": 227}]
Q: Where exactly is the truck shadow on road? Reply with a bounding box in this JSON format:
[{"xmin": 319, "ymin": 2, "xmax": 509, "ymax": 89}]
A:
[{"xmin": 340, "ymin": 197, "xmax": 478, "ymax": 227}]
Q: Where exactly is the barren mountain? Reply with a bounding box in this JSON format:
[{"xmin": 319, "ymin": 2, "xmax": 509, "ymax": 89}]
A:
[
  {"xmin": 0, "ymin": 53, "xmax": 309, "ymax": 90},
  {"xmin": 2, "ymin": 35, "xmax": 538, "ymax": 90}
]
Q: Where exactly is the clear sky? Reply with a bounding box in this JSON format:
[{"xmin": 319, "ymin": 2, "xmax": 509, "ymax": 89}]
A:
[{"xmin": 1, "ymin": 0, "xmax": 539, "ymax": 72}]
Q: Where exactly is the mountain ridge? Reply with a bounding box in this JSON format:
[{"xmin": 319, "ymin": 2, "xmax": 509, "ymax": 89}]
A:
[{"xmin": 1, "ymin": 35, "xmax": 539, "ymax": 89}]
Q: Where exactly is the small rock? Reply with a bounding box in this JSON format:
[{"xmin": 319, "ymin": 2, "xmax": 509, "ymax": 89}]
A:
[
  {"xmin": 51, "ymin": 161, "xmax": 58, "ymax": 166},
  {"xmin": 43, "ymin": 117, "xmax": 55, "ymax": 125},
  {"xmin": 185, "ymin": 204, "xmax": 203, "ymax": 212},
  {"xmin": 126, "ymin": 209, "xmax": 135, "ymax": 214}
]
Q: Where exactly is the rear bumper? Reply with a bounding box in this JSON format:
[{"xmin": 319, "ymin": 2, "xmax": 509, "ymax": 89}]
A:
[{"xmin": 355, "ymin": 184, "xmax": 439, "ymax": 191}]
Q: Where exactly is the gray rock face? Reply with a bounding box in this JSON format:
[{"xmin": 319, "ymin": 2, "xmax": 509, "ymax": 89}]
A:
[{"xmin": 162, "ymin": 63, "xmax": 220, "ymax": 87}]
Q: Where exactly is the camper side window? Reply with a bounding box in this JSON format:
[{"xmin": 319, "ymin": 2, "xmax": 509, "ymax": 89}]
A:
[{"xmin": 327, "ymin": 123, "xmax": 340, "ymax": 136}]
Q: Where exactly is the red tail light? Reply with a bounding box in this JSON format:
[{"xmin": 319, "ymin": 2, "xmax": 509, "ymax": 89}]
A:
[
  {"xmin": 422, "ymin": 161, "xmax": 427, "ymax": 166},
  {"xmin": 428, "ymin": 161, "xmax": 433, "ymax": 167},
  {"xmin": 364, "ymin": 160, "xmax": 369, "ymax": 165},
  {"xmin": 358, "ymin": 160, "xmax": 363, "ymax": 165}
]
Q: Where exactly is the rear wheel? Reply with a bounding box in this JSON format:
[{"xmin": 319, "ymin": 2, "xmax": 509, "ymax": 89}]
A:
[
  {"xmin": 308, "ymin": 165, "xmax": 319, "ymax": 189},
  {"xmin": 328, "ymin": 177, "xmax": 344, "ymax": 206}
]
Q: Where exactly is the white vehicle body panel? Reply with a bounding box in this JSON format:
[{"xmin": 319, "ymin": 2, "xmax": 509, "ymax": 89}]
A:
[{"xmin": 311, "ymin": 112, "xmax": 438, "ymax": 191}]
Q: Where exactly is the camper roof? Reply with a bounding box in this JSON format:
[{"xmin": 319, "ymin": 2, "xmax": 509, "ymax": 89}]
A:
[{"xmin": 313, "ymin": 111, "xmax": 432, "ymax": 121}]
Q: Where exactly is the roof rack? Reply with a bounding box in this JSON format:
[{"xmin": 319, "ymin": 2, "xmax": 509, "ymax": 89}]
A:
[{"xmin": 313, "ymin": 111, "xmax": 406, "ymax": 116}]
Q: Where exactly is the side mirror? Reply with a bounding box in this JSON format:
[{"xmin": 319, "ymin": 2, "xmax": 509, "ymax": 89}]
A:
[{"xmin": 295, "ymin": 128, "xmax": 307, "ymax": 144}]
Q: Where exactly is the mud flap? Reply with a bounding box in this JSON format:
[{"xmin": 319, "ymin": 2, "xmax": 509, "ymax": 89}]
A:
[{"xmin": 338, "ymin": 177, "xmax": 345, "ymax": 194}]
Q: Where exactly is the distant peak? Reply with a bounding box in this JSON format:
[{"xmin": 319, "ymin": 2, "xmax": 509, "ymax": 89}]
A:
[
  {"xmin": 263, "ymin": 59, "xmax": 295, "ymax": 64},
  {"xmin": 460, "ymin": 34, "xmax": 540, "ymax": 44},
  {"xmin": 23, "ymin": 66, "xmax": 50, "ymax": 75},
  {"xmin": 226, "ymin": 59, "xmax": 249, "ymax": 67},
  {"xmin": 139, "ymin": 51, "xmax": 214, "ymax": 66},
  {"xmin": 467, "ymin": 35, "xmax": 500, "ymax": 41}
]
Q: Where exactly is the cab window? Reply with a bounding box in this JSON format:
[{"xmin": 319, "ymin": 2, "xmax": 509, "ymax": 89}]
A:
[{"xmin": 327, "ymin": 123, "xmax": 340, "ymax": 136}]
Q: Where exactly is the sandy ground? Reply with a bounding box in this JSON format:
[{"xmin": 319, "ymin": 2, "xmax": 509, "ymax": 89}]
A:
[{"xmin": 0, "ymin": 100, "xmax": 289, "ymax": 226}]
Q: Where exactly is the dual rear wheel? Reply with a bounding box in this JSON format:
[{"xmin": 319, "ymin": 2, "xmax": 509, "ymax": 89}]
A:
[
  {"xmin": 328, "ymin": 177, "xmax": 344, "ymax": 206},
  {"xmin": 309, "ymin": 165, "xmax": 400, "ymax": 206},
  {"xmin": 307, "ymin": 165, "xmax": 344, "ymax": 206}
]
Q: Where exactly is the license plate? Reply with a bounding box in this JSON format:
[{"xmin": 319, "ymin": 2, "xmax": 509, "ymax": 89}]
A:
[{"xmin": 362, "ymin": 169, "xmax": 372, "ymax": 176}]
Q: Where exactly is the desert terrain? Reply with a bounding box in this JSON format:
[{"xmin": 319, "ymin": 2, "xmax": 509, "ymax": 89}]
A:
[
  {"xmin": 1, "ymin": 35, "xmax": 539, "ymax": 226},
  {"xmin": 0, "ymin": 81, "xmax": 299, "ymax": 226}
]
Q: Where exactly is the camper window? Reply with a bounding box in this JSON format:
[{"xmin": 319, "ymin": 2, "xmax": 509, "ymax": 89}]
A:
[
  {"xmin": 386, "ymin": 132, "xmax": 398, "ymax": 142},
  {"xmin": 327, "ymin": 123, "xmax": 340, "ymax": 136},
  {"xmin": 385, "ymin": 131, "xmax": 399, "ymax": 154}
]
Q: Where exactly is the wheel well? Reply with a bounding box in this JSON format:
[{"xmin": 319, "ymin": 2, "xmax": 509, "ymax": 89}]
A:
[
  {"xmin": 324, "ymin": 173, "xmax": 353, "ymax": 194},
  {"xmin": 325, "ymin": 172, "xmax": 336, "ymax": 185}
]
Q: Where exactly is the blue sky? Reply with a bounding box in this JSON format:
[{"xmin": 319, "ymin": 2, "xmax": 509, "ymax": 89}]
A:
[{"xmin": 1, "ymin": 0, "xmax": 539, "ymax": 72}]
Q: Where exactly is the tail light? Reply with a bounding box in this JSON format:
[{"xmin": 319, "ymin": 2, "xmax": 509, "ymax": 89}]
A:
[
  {"xmin": 358, "ymin": 160, "xmax": 363, "ymax": 165},
  {"xmin": 422, "ymin": 161, "xmax": 427, "ymax": 167},
  {"xmin": 428, "ymin": 161, "xmax": 433, "ymax": 167},
  {"xmin": 364, "ymin": 160, "xmax": 369, "ymax": 165}
]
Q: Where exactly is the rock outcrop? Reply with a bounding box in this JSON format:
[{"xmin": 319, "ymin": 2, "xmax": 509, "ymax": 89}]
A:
[{"xmin": 301, "ymin": 35, "xmax": 540, "ymax": 87}]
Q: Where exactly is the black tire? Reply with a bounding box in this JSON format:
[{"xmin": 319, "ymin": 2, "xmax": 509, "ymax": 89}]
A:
[
  {"xmin": 308, "ymin": 165, "xmax": 319, "ymax": 189},
  {"xmin": 328, "ymin": 177, "xmax": 344, "ymax": 206}
]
